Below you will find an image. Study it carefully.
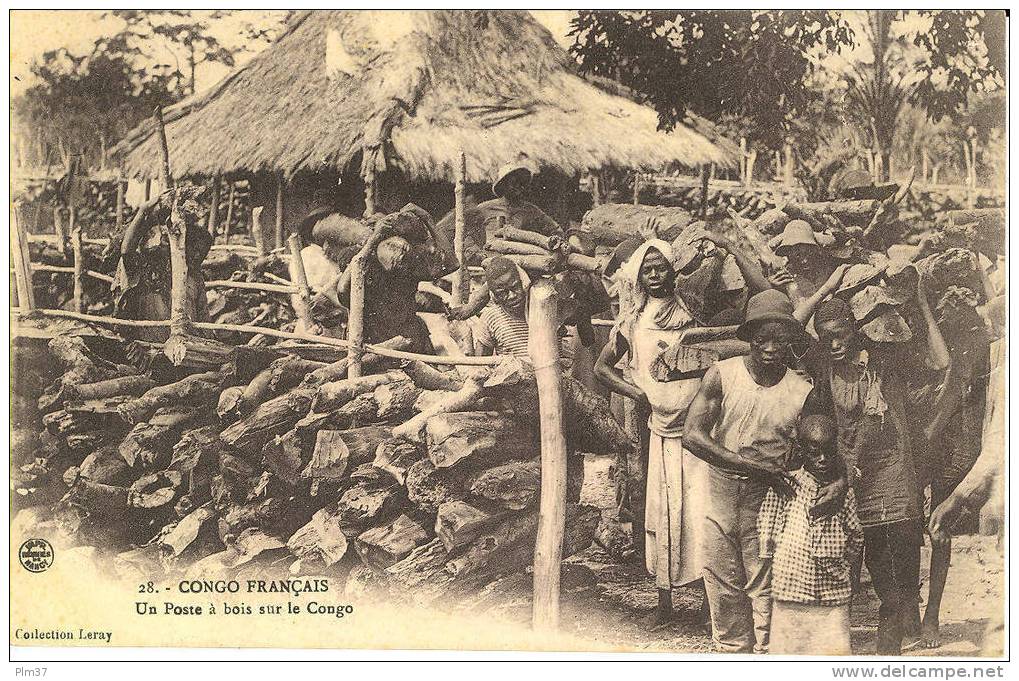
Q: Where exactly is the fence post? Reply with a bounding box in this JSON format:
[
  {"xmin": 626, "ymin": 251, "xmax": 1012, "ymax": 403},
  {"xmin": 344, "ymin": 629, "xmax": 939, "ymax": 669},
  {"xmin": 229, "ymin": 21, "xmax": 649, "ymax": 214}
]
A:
[
  {"xmin": 11, "ymin": 205, "xmax": 35, "ymax": 310},
  {"xmin": 71, "ymin": 224, "xmax": 84, "ymax": 313},
  {"xmin": 52, "ymin": 205, "xmax": 66, "ymax": 248},
  {"xmin": 252, "ymin": 206, "xmax": 267, "ymax": 256},
  {"xmin": 286, "ymin": 233, "xmax": 315, "ymax": 333},
  {"xmin": 632, "ymin": 172, "xmax": 641, "ymax": 205},
  {"xmin": 164, "ymin": 194, "xmax": 191, "ymax": 365},
  {"xmin": 452, "ymin": 151, "xmax": 468, "ymax": 305},
  {"xmin": 347, "ymin": 253, "xmax": 366, "ymax": 379},
  {"xmin": 528, "ymin": 278, "xmax": 567, "ymax": 633},
  {"xmin": 275, "ymin": 172, "xmax": 286, "ymax": 250}
]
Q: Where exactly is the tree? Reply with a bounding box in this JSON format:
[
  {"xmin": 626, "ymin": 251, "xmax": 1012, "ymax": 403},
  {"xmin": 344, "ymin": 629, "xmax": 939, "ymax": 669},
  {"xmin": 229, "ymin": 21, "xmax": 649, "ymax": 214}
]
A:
[
  {"xmin": 568, "ymin": 11, "xmax": 855, "ymax": 153},
  {"xmin": 13, "ymin": 40, "xmax": 181, "ymax": 170},
  {"xmin": 842, "ymin": 10, "xmax": 1002, "ymax": 181},
  {"xmin": 106, "ymin": 10, "xmax": 238, "ymax": 96}
]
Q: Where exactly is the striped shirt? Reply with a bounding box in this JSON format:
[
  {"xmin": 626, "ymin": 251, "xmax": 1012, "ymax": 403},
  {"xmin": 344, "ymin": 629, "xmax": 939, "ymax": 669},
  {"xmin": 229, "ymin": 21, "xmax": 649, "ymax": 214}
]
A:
[{"xmin": 472, "ymin": 304, "xmax": 575, "ymax": 367}]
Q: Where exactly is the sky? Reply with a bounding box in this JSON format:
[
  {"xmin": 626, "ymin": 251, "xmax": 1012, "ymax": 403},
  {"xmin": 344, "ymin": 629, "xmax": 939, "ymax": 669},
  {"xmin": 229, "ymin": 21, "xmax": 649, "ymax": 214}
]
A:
[{"xmin": 10, "ymin": 10, "xmax": 578, "ymax": 98}]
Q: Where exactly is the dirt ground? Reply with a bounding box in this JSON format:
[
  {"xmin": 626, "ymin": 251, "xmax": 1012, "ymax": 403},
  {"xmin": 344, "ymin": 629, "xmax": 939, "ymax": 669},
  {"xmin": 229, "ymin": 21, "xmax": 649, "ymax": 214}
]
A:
[{"xmin": 537, "ymin": 455, "xmax": 1006, "ymax": 656}]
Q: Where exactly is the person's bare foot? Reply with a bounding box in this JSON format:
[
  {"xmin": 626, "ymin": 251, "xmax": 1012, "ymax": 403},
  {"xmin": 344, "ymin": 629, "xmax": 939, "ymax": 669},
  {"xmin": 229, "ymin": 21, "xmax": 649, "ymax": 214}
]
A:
[{"xmin": 921, "ymin": 615, "xmax": 942, "ymax": 648}]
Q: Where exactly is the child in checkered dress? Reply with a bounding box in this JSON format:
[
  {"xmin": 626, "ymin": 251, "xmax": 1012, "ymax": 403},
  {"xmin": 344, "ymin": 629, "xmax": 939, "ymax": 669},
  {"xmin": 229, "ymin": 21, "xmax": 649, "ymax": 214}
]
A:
[{"xmin": 758, "ymin": 414, "xmax": 864, "ymax": 655}]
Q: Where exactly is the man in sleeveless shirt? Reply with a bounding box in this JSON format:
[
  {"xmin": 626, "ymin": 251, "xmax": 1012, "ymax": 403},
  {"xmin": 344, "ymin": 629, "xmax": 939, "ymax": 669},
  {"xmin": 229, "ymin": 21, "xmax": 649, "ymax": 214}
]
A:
[{"xmin": 685, "ymin": 290, "xmax": 842, "ymax": 653}]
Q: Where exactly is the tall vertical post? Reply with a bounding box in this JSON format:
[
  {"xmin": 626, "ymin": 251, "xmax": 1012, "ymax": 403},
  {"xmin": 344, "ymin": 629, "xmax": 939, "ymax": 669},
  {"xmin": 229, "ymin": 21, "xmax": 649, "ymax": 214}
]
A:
[
  {"xmin": 632, "ymin": 172, "xmax": 641, "ymax": 205},
  {"xmin": 223, "ymin": 181, "xmax": 236, "ymax": 244},
  {"xmin": 275, "ymin": 172, "xmax": 285, "ymax": 250},
  {"xmin": 347, "ymin": 253, "xmax": 366, "ymax": 379},
  {"xmin": 207, "ymin": 173, "xmax": 221, "ymax": 237},
  {"xmin": 71, "ymin": 224, "xmax": 84, "ymax": 313},
  {"xmin": 783, "ymin": 141, "xmax": 794, "ymax": 186},
  {"xmin": 11, "ymin": 205, "xmax": 35, "ymax": 310},
  {"xmin": 591, "ymin": 173, "xmax": 601, "ymax": 206},
  {"xmin": 739, "ymin": 137, "xmax": 748, "ymax": 186},
  {"xmin": 115, "ymin": 175, "xmax": 126, "ymax": 235},
  {"xmin": 452, "ymin": 151, "xmax": 468, "ymax": 305},
  {"xmin": 52, "ymin": 205, "xmax": 66, "ymax": 248},
  {"xmin": 286, "ymin": 234, "xmax": 315, "ymax": 334},
  {"xmin": 164, "ymin": 194, "xmax": 191, "ymax": 365},
  {"xmin": 67, "ymin": 204, "xmax": 77, "ymax": 256},
  {"xmin": 363, "ymin": 169, "xmax": 377, "ymax": 218},
  {"xmin": 528, "ymin": 279, "xmax": 567, "ymax": 632},
  {"xmin": 144, "ymin": 179, "xmax": 152, "ymax": 202}
]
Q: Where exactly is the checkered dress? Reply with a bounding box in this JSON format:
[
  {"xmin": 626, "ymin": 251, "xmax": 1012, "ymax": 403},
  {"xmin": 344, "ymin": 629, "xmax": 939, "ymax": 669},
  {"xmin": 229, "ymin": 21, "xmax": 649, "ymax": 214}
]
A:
[{"xmin": 758, "ymin": 469, "xmax": 864, "ymax": 606}]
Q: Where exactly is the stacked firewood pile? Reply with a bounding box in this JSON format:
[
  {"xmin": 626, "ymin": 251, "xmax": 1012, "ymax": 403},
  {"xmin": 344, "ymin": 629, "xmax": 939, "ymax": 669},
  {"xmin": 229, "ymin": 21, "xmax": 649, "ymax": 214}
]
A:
[
  {"xmin": 203, "ymin": 251, "xmax": 301, "ymax": 346},
  {"xmin": 14, "ymin": 331, "xmax": 627, "ymax": 607}
]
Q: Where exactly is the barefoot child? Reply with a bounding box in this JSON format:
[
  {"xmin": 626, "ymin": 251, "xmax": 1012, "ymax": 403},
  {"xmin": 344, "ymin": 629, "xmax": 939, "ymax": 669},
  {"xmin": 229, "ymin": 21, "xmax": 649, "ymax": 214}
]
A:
[{"xmin": 758, "ymin": 415, "xmax": 863, "ymax": 655}]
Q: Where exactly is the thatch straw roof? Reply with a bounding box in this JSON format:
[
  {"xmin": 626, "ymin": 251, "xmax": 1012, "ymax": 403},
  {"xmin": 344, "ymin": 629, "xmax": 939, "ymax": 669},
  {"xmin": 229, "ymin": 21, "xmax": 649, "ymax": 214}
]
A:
[{"xmin": 114, "ymin": 10, "xmax": 734, "ymax": 183}]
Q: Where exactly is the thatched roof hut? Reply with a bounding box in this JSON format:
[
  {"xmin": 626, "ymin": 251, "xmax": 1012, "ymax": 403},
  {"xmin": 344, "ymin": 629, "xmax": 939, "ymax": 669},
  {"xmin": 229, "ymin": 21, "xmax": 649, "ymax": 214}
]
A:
[{"xmin": 114, "ymin": 10, "xmax": 733, "ymax": 186}]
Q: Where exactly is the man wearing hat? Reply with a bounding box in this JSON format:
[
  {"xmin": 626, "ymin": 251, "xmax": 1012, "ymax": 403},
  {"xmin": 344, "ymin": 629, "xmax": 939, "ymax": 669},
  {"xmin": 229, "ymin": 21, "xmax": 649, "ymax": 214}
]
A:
[
  {"xmin": 769, "ymin": 219, "xmax": 838, "ymax": 302},
  {"xmin": 436, "ymin": 158, "xmax": 563, "ymax": 269},
  {"xmin": 684, "ymin": 289, "xmax": 840, "ymax": 653}
]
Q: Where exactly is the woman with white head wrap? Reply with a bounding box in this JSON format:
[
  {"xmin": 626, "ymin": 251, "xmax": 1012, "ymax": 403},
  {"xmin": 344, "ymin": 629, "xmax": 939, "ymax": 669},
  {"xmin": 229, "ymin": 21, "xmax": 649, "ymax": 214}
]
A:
[{"xmin": 595, "ymin": 238, "xmax": 709, "ymax": 628}]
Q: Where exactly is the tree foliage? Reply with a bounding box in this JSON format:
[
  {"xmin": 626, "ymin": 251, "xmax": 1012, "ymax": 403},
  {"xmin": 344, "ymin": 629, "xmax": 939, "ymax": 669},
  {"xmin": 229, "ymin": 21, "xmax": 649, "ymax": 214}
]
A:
[{"xmin": 568, "ymin": 10, "xmax": 855, "ymax": 150}]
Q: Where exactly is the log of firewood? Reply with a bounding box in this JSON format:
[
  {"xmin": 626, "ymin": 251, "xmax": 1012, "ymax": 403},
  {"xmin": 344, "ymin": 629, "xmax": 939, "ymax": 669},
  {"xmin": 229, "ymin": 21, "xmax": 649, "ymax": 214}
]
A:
[
  {"xmin": 72, "ymin": 446, "xmax": 132, "ymax": 486},
  {"xmin": 297, "ymin": 392, "xmax": 378, "ymax": 433},
  {"xmin": 67, "ymin": 375, "xmax": 156, "ymax": 402},
  {"xmin": 400, "ymin": 361, "xmax": 464, "ymax": 391},
  {"xmin": 118, "ymin": 371, "xmax": 223, "ymax": 424},
  {"xmin": 784, "ymin": 199, "xmax": 879, "ymax": 227},
  {"xmin": 126, "ymin": 336, "xmax": 236, "ymax": 373},
  {"xmin": 373, "ymin": 438, "xmax": 427, "ymax": 486},
  {"xmin": 392, "ymin": 376, "xmax": 485, "ymax": 442},
  {"xmin": 594, "ymin": 515, "xmax": 636, "ymax": 562},
  {"xmin": 354, "ymin": 513, "xmax": 430, "ymax": 570},
  {"xmin": 650, "ymin": 338, "xmax": 749, "ymax": 381},
  {"xmin": 155, "ymin": 504, "xmax": 218, "ymax": 559},
  {"xmin": 749, "ymin": 207, "xmax": 790, "ymax": 236},
  {"xmin": 493, "ymin": 227, "xmax": 565, "ymax": 253},
  {"xmin": 218, "ymin": 497, "xmax": 287, "ymax": 543},
  {"xmin": 219, "ymin": 386, "xmax": 315, "ymax": 453},
  {"xmin": 581, "ymin": 204, "xmax": 693, "ymax": 246},
  {"xmin": 860, "ymin": 308, "xmax": 913, "ymax": 343},
  {"xmin": 425, "ymin": 411, "xmax": 536, "ymax": 470},
  {"xmin": 373, "ymin": 378, "xmax": 421, "ymax": 421},
  {"xmin": 501, "ymin": 254, "xmax": 558, "ymax": 273},
  {"xmin": 313, "ymin": 371, "xmax": 405, "ymax": 412},
  {"xmin": 560, "ymin": 375, "xmax": 634, "ymax": 454},
  {"xmin": 119, "ymin": 421, "xmax": 179, "ymax": 468},
  {"xmin": 435, "ymin": 500, "xmax": 502, "ymax": 552},
  {"xmin": 302, "ymin": 336, "xmax": 412, "ymax": 387},
  {"xmin": 384, "ymin": 538, "xmax": 450, "ymax": 589},
  {"xmin": 846, "ymin": 284, "xmax": 910, "ymax": 322},
  {"xmin": 239, "ymin": 355, "xmax": 327, "ymax": 414},
  {"xmin": 485, "ymin": 238, "xmax": 551, "ymax": 257},
  {"xmin": 404, "ymin": 459, "xmax": 467, "ymax": 514},
  {"xmin": 217, "ymin": 386, "xmax": 244, "ymax": 423},
  {"xmin": 469, "ymin": 460, "xmax": 541, "ymax": 511},
  {"xmin": 130, "ymin": 470, "xmax": 183, "ymax": 509},
  {"xmin": 335, "ymin": 479, "xmax": 406, "ymax": 532},
  {"xmin": 302, "ymin": 430, "xmax": 352, "ymax": 489},
  {"xmin": 286, "ymin": 506, "xmax": 350, "ymax": 568}
]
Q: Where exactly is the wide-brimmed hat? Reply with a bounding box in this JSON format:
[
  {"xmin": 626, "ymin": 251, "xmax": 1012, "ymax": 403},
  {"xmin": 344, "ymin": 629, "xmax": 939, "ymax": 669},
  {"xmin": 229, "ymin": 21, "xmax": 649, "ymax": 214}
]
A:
[
  {"xmin": 736, "ymin": 289, "xmax": 804, "ymax": 341},
  {"xmin": 492, "ymin": 161, "xmax": 534, "ymax": 197},
  {"xmin": 770, "ymin": 220, "xmax": 836, "ymax": 255}
]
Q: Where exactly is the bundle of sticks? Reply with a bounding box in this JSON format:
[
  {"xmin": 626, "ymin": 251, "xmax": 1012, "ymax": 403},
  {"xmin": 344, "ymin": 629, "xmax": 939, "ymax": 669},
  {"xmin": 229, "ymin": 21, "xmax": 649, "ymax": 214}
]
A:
[
  {"xmin": 484, "ymin": 226, "xmax": 603, "ymax": 275},
  {"xmin": 14, "ymin": 330, "xmax": 632, "ymax": 607}
]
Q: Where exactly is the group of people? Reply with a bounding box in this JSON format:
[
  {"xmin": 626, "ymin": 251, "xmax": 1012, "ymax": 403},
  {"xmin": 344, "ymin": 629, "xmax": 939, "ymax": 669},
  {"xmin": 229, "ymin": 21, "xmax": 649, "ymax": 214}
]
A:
[{"xmin": 294, "ymin": 159, "xmax": 1000, "ymax": 656}]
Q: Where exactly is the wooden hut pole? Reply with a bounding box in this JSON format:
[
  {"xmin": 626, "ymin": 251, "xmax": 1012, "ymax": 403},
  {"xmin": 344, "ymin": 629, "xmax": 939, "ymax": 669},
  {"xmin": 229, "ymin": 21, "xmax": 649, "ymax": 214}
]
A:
[
  {"xmin": 252, "ymin": 206, "xmax": 267, "ymax": 255},
  {"xmin": 275, "ymin": 172, "xmax": 285, "ymax": 249},
  {"xmin": 364, "ymin": 169, "xmax": 377, "ymax": 217},
  {"xmin": 528, "ymin": 279, "xmax": 567, "ymax": 632},
  {"xmin": 66, "ymin": 203, "xmax": 76, "ymax": 256},
  {"xmin": 71, "ymin": 223, "xmax": 84, "ymax": 313},
  {"xmin": 286, "ymin": 234, "xmax": 315, "ymax": 333},
  {"xmin": 347, "ymin": 253, "xmax": 366, "ymax": 379},
  {"xmin": 11, "ymin": 205, "xmax": 35, "ymax": 310},
  {"xmin": 144, "ymin": 179, "xmax": 152, "ymax": 202},
  {"xmin": 223, "ymin": 181, "xmax": 236, "ymax": 244},
  {"xmin": 632, "ymin": 173, "xmax": 641, "ymax": 206},
  {"xmin": 153, "ymin": 106, "xmax": 173, "ymax": 190},
  {"xmin": 115, "ymin": 174, "xmax": 126, "ymax": 234},
  {"xmin": 52, "ymin": 205, "xmax": 66, "ymax": 248},
  {"xmin": 207, "ymin": 173, "xmax": 221, "ymax": 237},
  {"xmin": 452, "ymin": 151, "xmax": 468, "ymax": 305}
]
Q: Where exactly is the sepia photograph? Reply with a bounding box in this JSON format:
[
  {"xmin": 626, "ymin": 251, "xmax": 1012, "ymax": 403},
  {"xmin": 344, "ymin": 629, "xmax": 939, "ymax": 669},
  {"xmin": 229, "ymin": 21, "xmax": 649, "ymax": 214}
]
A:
[{"xmin": 8, "ymin": 7, "xmax": 1008, "ymax": 669}]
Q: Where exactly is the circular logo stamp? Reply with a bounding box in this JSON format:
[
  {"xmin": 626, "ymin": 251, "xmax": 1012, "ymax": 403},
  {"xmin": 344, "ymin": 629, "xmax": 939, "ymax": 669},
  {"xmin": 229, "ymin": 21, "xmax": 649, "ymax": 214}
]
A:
[{"xmin": 19, "ymin": 538, "xmax": 54, "ymax": 573}]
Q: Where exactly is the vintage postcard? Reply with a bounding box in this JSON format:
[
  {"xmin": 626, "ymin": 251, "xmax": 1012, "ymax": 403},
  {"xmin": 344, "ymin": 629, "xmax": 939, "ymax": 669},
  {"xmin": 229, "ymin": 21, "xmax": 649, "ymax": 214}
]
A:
[{"xmin": 9, "ymin": 8, "xmax": 1007, "ymax": 665}]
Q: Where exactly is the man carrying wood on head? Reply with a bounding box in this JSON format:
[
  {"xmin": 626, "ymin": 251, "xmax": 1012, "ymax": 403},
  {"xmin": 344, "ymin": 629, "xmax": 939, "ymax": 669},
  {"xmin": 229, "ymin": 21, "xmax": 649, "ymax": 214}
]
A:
[{"xmin": 311, "ymin": 203, "xmax": 457, "ymax": 353}]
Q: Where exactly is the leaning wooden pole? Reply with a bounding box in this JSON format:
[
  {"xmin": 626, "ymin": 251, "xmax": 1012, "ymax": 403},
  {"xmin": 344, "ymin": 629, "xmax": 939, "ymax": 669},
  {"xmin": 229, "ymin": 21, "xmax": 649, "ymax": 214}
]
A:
[
  {"xmin": 529, "ymin": 279, "xmax": 567, "ymax": 632},
  {"xmin": 11, "ymin": 205, "xmax": 35, "ymax": 310},
  {"xmin": 286, "ymin": 234, "xmax": 315, "ymax": 333},
  {"xmin": 71, "ymin": 224, "xmax": 84, "ymax": 313},
  {"xmin": 275, "ymin": 173, "xmax": 285, "ymax": 250},
  {"xmin": 115, "ymin": 175, "xmax": 126, "ymax": 234},
  {"xmin": 153, "ymin": 106, "xmax": 173, "ymax": 190},
  {"xmin": 452, "ymin": 151, "xmax": 468, "ymax": 305},
  {"xmin": 700, "ymin": 164, "xmax": 711, "ymax": 219},
  {"xmin": 347, "ymin": 253, "xmax": 367, "ymax": 379}
]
